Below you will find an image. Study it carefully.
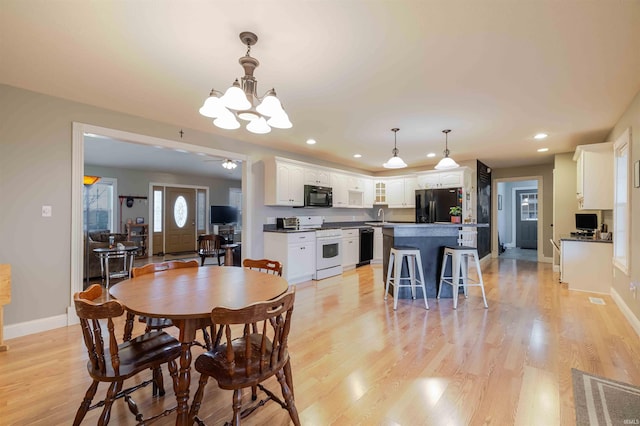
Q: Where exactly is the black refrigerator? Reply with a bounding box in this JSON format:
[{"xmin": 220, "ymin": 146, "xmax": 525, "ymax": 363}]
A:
[{"xmin": 415, "ymin": 188, "xmax": 463, "ymax": 223}]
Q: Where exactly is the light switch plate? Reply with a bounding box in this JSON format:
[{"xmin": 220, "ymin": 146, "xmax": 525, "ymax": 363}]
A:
[{"xmin": 42, "ymin": 205, "xmax": 52, "ymax": 217}]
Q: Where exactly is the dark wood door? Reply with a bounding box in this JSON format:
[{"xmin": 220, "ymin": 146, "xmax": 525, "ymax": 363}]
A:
[
  {"xmin": 515, "ymin": 189, "xmax": 538, "ymax": 249},
  {"xmin": 165, "ymin": 187, "xmax": 196, "ymax": 253}
]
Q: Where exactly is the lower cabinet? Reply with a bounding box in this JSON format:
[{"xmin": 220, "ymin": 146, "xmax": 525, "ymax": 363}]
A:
[
  {"xmin": 372, "ymin": 227, "xmax": 383, "ymax": 263},
  {"xmin": 342, "ymin": 229, "xmax": 359, "ymax": 270},
  {"xmin": 263, "ymin": 232, "xmax": 316, "ymax": 284},
  {"xmin": 560, "ymin": 240, "xmax": 612, "ymax": 293}
]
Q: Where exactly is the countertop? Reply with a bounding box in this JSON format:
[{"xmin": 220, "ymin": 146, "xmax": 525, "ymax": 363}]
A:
[
  {"xmin": 560, "ymin": 235, "xmax": 612, "ymax": 244},
  {"xmin": 263, "ymin": 221, "xmax": 488, "ymax": 233}
]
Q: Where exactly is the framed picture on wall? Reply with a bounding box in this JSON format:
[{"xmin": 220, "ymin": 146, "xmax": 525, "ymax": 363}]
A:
[{"xmin": 136, "ymin": 217, "xmax": 144, "ymax": 224}]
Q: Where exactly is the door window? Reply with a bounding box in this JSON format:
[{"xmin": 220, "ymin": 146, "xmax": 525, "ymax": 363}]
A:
[
  {"xmin": 519, "ymin": 192, "xmax": 538, "ymax": 221},
  {"xmin": 174, "ymin": 195, "xmax": 188, "ymax": 228}
]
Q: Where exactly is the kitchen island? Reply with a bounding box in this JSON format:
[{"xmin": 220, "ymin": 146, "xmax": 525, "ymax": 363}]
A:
[
  {"xmin": 380, "ymin": 223, "xmax": 489, "ymax": 299},
  {"xmin": 560, "ymin": 235, "xmax": 613, "ymax": 293}
]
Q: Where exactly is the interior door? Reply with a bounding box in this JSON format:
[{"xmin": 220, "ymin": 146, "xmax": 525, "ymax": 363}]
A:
[
  {"xmin": 165, "ymin": 187, "xmax": 196, "ymax": 253},
  {"xmin": 516, "ymin": 189, "xmax": 538, "ymax": 249}
]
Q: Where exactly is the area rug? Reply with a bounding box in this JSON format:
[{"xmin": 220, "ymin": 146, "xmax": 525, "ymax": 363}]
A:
[{"xmin": 572, "ymin": 368, "xmax": 640, "ymax": 425}]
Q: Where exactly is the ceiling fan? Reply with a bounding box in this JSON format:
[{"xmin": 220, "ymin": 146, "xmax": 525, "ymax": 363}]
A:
[{"xmin": 203, "ymin": 157, "xmax": 241, "ymax": 171}]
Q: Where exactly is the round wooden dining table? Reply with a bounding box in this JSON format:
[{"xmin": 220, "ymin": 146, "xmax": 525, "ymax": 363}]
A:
[{"xmin": 109, "ymin": 265, "xmax": 289, "ymax": 426}]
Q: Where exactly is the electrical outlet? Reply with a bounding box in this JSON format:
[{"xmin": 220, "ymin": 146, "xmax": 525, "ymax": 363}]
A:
[
  {"xmin": 42, "ymin": 205, "xmax": 52, "ymax": 217},
  {"xmin": 631, "ymin": 282, "xmax": 638, "ymax": 300}
]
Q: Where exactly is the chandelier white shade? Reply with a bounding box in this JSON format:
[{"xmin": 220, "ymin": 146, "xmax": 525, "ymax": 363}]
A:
[
  {"xmin": 434, "ymin": 129, "xmax": 460, "ymax": 170},
  {"xmin": 199, "ymin": 32, "xmax": 292, "ymax": 134},
  {"xmin": 221, "ymin": 159, "xmax": 238, "ymax": 170},
  {"xmin": 383, "ymin": 128, "xmax": 407, "ymax": 169}
]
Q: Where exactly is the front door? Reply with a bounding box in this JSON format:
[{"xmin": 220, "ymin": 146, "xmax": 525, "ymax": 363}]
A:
[
  {"xmin": 515, "ymin": 189, "xmax": 538, "ymax": 249},
  {"xmin": 165, "ymin": 187, "xmax": 196, "ymax": 253}
]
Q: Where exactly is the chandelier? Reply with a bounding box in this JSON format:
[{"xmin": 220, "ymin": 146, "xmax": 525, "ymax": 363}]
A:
[
  {"xmin": 383, "ymin": 128, "xmax": 407, "ymax": 169},
  {"xmin": 221, "ymin": 159, "xmax": 238, "ymax": 170},
  {"xmin": 434, "ymin": 129, "xmax": 459, "ymax": 170},
  {"xmin": 199, "ymin": 31, "xmax": 292, "ymax": 134}
]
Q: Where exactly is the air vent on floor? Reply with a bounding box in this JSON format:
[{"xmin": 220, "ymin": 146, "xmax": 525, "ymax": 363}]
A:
[{"xmin": 588, "ymin": 297, "xmax": 605, "ymax": 305}]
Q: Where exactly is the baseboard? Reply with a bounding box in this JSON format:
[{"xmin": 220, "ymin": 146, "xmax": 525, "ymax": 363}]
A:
[
  {"xmin": 539, "ymin": 256, "xmax": 552, "ymax": 264},
  {"xmin": 611, "ymin": 287, "xmax": 640, "ymax": 338},
  {"xmin": 4, "ymin": 313, "xmax": 69, "ymax": 340},
  {"xmin": 552, "ymin": 264, "xmax": 560, "ymax": 272}
]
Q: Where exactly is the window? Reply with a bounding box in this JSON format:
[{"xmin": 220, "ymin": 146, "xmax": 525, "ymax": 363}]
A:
[
  {"xmin": 153, "ymin": 189, "xmax": 163, "ymax": 232},
  {"xmin": 84, "ymin": 177, "xmax": 117, "ymax": 232},
  {"xmin": 613, "ymin": 128, "xmax": 630, "ymax": 273},
  {"xmin": 173, "ymin": 196, "xmax": 188, "ymax": 228},
  {"xmin": 229, "ymin": 187, "xmax": 242, "ymax": 229},
  {"xmin": 520, "ymin": 192, "xmax": 538, "ymax": 221},
  {"xmin": 196, "ymin": 189, "xmax": 206, "ymax": 233}
]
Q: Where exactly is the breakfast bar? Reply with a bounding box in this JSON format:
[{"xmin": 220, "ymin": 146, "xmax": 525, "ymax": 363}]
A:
[{"xmin": 381, "ymin": 223, "xmax": 488, "ymax": 298}]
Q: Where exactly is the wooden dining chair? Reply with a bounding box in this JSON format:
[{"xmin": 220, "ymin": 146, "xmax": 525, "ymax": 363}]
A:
[
  {"xmin": 189, "ymin": 287, "xmax": 300, "ymax": 426},
  {"xmin": 130, "ymin": 260, "xmax": 216, "ymax": 349},
  {"xmin": 242, "ymin": 258, "xmax": 283, "ymax": 276},
  {"xmin": 198, "ymin": 234, "xmax": 226, "ymax": 266},
  {"xmin": 73, "ymin": 284, "xmax": 180, "ymax": 426}
]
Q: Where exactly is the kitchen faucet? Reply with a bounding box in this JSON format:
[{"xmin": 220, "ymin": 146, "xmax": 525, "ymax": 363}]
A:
[{"xmin": 377, "ymin": 208, "xmax": 385, "ymax": 223}]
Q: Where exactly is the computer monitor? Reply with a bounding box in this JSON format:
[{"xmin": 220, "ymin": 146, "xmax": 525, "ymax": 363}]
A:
[{"xmin": 575, "ymin": 213, "xmax": 597, "ymax": 231}]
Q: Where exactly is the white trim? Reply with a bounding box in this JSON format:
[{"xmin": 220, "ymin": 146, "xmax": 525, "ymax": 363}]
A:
[
  {"xmin": 611, "ymin": 287, "xmax": 640, "ymax": 338},
  {"xmin": 71, "ymin": 123, "xmax": 251, "ymax": 316},
  {"xmin": 491, "ymin": 176, "xmax": 544, "ymax": 262},
  {"xmin": 552, "ymin": 264, "xmax": 560, "ymax": 272},
  {"xmin": 4, "ymin": 314, "xmax": 69, "ymax": 340}
]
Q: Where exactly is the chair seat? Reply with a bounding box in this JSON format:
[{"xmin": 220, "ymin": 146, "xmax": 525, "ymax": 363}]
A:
[
  {"xmin": 195, "ymin": 334, "xmax": 288, "ymax": 389},
  {"xmin": 87, "ymin": 331, "xmax": 181, "ymax": 381},
  {"xmin": 444, "ymin": 245, "xmax": 477, "ymax": 251}
]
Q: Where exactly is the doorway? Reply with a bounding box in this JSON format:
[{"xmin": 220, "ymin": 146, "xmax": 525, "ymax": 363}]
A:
[
  {"xmin": 165, "ymin": 187, "xmax": 196, "ymax": 253},
  {"xmin": 71, "ymin": 123, "xmax": 250, "ymax": 303},
  {"xmin": 494, "ymin": 178, "xmax": 541, "ymax": 262}
]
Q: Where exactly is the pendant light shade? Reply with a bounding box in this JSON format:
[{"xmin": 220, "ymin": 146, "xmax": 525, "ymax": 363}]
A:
[
  {"xmin": 434, "ymin": 129, "xmax": 459, "ymax": 170},
  {"xmin": 383, "ymin": 128, "xmax": 407, "ymax": 169}
]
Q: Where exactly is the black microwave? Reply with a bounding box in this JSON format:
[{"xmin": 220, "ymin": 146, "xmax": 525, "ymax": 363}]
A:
[{"xmin": 304, "ymin": 185, "xmax": 333, "ymax": 207}]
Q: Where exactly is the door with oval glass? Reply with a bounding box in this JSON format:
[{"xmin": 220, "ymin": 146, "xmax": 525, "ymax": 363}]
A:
[{"xmin": 165, "ymin": 187, "xmax": 196, "ymax": 253}]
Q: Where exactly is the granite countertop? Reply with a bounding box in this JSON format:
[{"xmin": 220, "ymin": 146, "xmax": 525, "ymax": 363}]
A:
[
  {"xmin": 263, "ymin": 221, "xmax": 488, "ymax": 233},
  {"xmin": 560, "ymin": 235, "xmax": 613, "ymax": 243}
]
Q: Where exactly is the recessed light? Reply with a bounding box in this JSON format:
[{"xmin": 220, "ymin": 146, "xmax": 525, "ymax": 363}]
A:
[
  {"xmin": 537, "ymin": 147, "xmax": 549, "ymax": 152},
  {"xmin": 353, "ymin": 154, "xmax": 362, "ymax": 158},
  {"xmin": 534, "ymin": 133, "xmax": 548, "ymax": 140},
  {"xmin": 306, "ymin": 139, "xmax": 316, "ymax": 145},
  {"xmin": 427, "ymin": 152, "xmax": 436, "ymax": 158}
]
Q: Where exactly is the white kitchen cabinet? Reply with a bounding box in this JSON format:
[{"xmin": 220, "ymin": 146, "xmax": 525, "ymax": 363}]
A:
[
  {"xmin": 386, "ymin": 176, "xmax": 417, "ymax": 208},
  {"xmin": 342, "ymin": 228, "xmax": 359, "ymax": 270},
  {"xmin": 330, "ymin": 172, "xmax": 349, "ymax": 207},
  {"xmin": 263, "ymin": 232, "xmax": 316, "ymax": 284},
  {"xmin": 363, "ymin": 178, "xmax": 374, "ymax": 208},
  {"xmin": 374, "ymin": 180, "xmax": 387, "ymax": 204},
  {"xmin": 304, "ymin": 167, "xmax": 331, "ymax": 186},
  {"xmin": 264, "ymin": 158, "xmax": 304, "ymax": 206},
  {"xmin": 372, "ymin": 226, "xmax": 383, "ymax": 263},
  {"xmin": 573, "ymin": 143, "xmax": 613, "ymax": 210},
  {"xmin": 416, "ymin": 168, "xmax": 468, "ymax": 189},
  {"xmin": 561, "ymin": 239, "xmax": 612, "ymax": 293}
]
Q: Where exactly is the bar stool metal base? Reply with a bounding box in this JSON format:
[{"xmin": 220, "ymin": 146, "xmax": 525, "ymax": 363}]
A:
[
  {"xmin": 437, "ymin": 245, "xmax": 488, "ymax": 309},
  {"xmin": 384, "ymin": 246, "xmax": 429, "ymax": 310}
]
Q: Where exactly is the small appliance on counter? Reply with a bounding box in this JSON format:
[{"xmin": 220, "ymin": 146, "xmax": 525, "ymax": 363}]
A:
[{"xmin": 276, "ymin": 217, "xmax": 299, "ymax": 230}]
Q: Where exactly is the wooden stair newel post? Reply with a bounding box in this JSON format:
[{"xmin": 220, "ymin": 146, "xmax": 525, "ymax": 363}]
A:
[{"xmin": 0, "ymin": 264, "xmax": 10, "ymax": 351}]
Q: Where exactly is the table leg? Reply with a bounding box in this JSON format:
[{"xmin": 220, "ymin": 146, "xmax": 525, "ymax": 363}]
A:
[
  {"xmin": 104, "ymin": 256, "xmax": 110, "ymax": 289},
  {"xmin": 128, "ymin": 252, "xmax": 135, "ymax": 279}
]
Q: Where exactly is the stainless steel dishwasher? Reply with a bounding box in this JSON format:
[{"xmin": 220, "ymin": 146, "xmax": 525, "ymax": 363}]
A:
[{"xmin": 358, "ymin": 227, "xmax": 374, "ymax": 266}]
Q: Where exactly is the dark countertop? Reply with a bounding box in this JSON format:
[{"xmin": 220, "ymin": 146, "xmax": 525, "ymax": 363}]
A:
[{"xmin": 263, "ymin": 221, "xmax": 488, "ymax": 233}]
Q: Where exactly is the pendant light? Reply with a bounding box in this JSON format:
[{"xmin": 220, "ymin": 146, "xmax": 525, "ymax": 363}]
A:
[
  {"xmin": 434, "ymin": 129, "xmax": 459, "ymax": 170},
  {"xmin": 383, "ymin": 128, "xmax": 407, "ymax": 169}
]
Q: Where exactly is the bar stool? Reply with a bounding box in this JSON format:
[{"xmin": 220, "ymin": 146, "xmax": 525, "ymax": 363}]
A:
[
  {"xmin": 437, "ymin": 241, "xmax": 488, "ymax": 309},
  {"xmin": 384, "ymin": 246, "xmax": 429, "ymax": 310}
]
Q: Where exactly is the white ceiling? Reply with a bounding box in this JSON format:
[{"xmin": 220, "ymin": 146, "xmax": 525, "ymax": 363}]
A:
[{"xmin": 3, "ymin": 1, "xmax": 640, "ymax": 174}]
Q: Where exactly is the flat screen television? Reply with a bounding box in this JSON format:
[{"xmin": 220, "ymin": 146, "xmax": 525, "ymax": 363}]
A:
[
  {"xmin": 575, "ymin": 213, "xmax": 597, "ymax": 231},
  {"xmin": 210, "ymin": 205, "xmax": 237, "ymax": 224}
]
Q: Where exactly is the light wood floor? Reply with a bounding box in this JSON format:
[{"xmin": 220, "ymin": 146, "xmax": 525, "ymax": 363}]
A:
[{"xmin": 2, "ymin": 258, "xmax": 640, "ymax": 425}]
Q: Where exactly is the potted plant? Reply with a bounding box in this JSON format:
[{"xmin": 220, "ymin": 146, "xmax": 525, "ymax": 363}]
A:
[{"xmin": 449, "ymin": 206, "xmax": 462, "ymax": 223}]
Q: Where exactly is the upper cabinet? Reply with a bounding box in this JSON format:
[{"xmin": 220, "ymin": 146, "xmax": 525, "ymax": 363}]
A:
[
  {"xmin": 304, "ymin": 167, "xmax": 331, "ymax": 186},
  {"xmin": 331, "ymin": 171, "xmax": 372, "ymax": 208},
  {"xmin": 330, "ymin": 172, "xmax": 349, "ymax": 207},
  {"xmin": 374, "ymin": 180, "xmax": 387, "ymax": 205},
  {"xmin": 573, "ymin": 143, "xmax": 613, "ymax": 210},
  {"xmin": 264, "ymin": 158, "xmax": 305, "ymax": 206},
  {"xmin": 416, "ymin": 168, "xmax": 470, "ymax": 190},
  {"xmin": 385, "ymin": 176, "xmax": 417, "ymax": 208}
]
